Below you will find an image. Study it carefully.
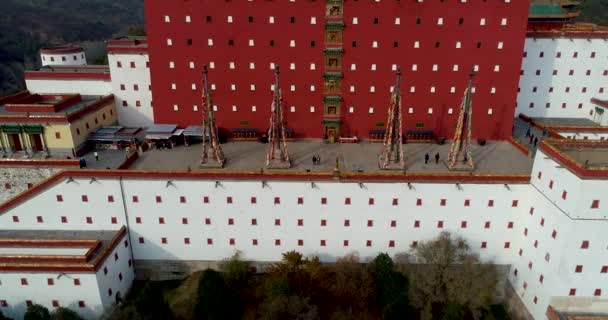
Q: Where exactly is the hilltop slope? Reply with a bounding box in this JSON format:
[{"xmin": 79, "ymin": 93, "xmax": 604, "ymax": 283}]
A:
[{"xmin": 0, "ymin": 0, "xmax": 144, "ymax": 95}]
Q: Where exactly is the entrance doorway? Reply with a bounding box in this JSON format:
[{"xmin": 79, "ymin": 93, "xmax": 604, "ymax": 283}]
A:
[
  {"xmin": 325, "ymin": 127, "xmax": 338, "ymax": 144},
  {"xmin": 32, "ymin": 134, "xmax": 44, "ymax": 152},
  {"xmin": 10, "ymin": 134, "xmax": 22, "ymax": 151}
]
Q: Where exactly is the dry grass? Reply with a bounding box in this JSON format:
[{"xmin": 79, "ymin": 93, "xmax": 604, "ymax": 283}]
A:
[{"xmin": 165, "ymin": 271, "xmax": 203, "ymax": 320}]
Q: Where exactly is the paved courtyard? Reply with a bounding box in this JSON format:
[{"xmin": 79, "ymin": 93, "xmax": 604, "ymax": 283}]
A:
[
  {"xmin": 131, "ymin": 140, "xmax": 533, "ymax": 175},
  {"xmin": 80, "ymin": 149, "xmax": 131, "ymax": 169}
]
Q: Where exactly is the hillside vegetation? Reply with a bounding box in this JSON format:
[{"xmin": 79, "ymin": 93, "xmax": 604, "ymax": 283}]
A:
[
  {"xmin": 576, "ymin": 0, "xmax": 608, "ymax": 26},
  {"xmin": 0, "ymin": 0, "xmax": 144, "ymax": 95}
]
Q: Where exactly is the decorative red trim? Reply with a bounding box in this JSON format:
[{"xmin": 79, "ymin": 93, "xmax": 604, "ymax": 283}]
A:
[
  {"xmin": 520, "ymin": 113, "xmax": 607, "ymax": 135},
  {"xmin": 107, "ymin": 48, "xmax": 148, "ymax": 55},
  {"xmin": 552, "ymin": 126, "xmax": 608, "ymax": 133},
  {"xmin": 0, "ymin": 170, "xmax": 530, "ymax": 216},
  {"xmin": 107, "ymin": 38, "xmax": 148, "ymax": 55},
  {"xmin": 592, "ymin": 98, "xmax": 608, "ymax": 109},
  {"xmin": 0, "ymin": 255, "xmax": 88, "ymax": 264},
  {"xmin": 0, "ymin": 94, "xmax": 114, "ymax": 124},
  {"xmin": 0, "ymin": 265, "xmax": 94, "ymax": 272},
  {"xmin": 0, "ymin": 116, "xmax": 70, "ymax": 123},
  {"xmin": 0, "ymin": 239, "xmax": 97, "ymax": 247},
  {"xmin": 117, "ymin": 152, "xmax": 139, "ymax": 169},
  {"xmin": 508, "ymin": 137, "xmax": 530, "ymax": 156},
  {"xmin": 40, "ymin": 47, "xmax": 84, "ymax": 55},
  {"xmin": 4, "ymin": 94, "xmax": 81, "ymax": 113},
  {"xmin": 0, "ymin": 227, "xmax": 127, "ymax": 273},
  {"xmin": 0, "ymin": 159, "xmax": 80, "ymax": 167},
  {"xmin": 527, "ymin": 30, "xmax": 608, "ymax": 39},
  {"xmin": 25, "ymin": 71, "xmax": 111, "ymax": 81},
  {"xmin": 0, "ymin": 91, "xmax": 30, "ymax": 105},
  {"xmin": 107, "ymin": 39, "xmax": 147, "ymax": 46}
]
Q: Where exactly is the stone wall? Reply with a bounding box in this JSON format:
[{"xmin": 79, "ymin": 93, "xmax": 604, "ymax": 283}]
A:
[
  {"xmin": 0, "ymin": 167, "xmax": 61, "ymax": 204},
  {"xmin": 505, "ymin": 282, "xmax": 535, "ymax": 320},
  {"xmin": 133, "ymin": 259, "xmax": 274, "ymax": 281}
]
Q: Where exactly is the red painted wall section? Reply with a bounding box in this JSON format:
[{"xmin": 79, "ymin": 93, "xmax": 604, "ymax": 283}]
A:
[
  {"xmin": 145, "ymin": 0, "xmax": 325, "ymax": 138},
  {"xmin": 342, "ymin": 0, "xmax": 529, "ymax": 140},
  {"xmin": 145, "ymin": 0, "xmax": 529, "ymax": 140}
]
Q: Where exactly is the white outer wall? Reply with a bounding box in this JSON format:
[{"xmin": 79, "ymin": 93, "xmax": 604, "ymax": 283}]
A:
[
  {"xmin": 0, "ymin": 168, "xmax": 607, "ymax": 319},
  {"xmin": 0, "ymin": 178, "xmax": 125, "ymax": 231},
  {"xmin": 122, "ymin": 180, "xmax": 523, "ymax": 264},
  {"xmin": 509, "ymin": 150, "xmax": 608, "ymax": 318},
  {"xmin": 25, "ymin": 79, "xmax": 112, "ymax": 96},
  {"xmin": 516, "ymin": 38, "xmax": 608, "ymax": 119},
  {"xmin": 0, "ymin": 272, "xmax": 101, "ymax": 320},
  {"xmin": 108, "ymin": 53, "xmax": 154, "ymax": 127},
  {"xmin": 0, "ymin": 232, "xmax": 134, "ymax": 320},
  {"xmin": 41, "ymin": 52, "xmax": 87, "ymax": 67},
  {"xmin": 94, "ymin": 232, "xmax": 136, "ymax": 316}
]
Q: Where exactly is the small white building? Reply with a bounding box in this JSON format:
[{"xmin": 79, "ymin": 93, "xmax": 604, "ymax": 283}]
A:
[
  {"xmin": 107, "ymin": 38, "xmax": 154, "ymax": 127},
  {"xmin": 40, "ymin": 46, "xmax": 87, "ymax": 67},
  {"xmin": 25, "ymin": 65, "xmax": 112, "ymax": 96},
  {"xmin": 0, "ymin": 227, "xmax": 134, "ymax": 320}
]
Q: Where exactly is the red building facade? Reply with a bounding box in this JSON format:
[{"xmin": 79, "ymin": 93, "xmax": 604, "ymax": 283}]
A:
[{"xmin": 145, "ymin": 0, "xmax": 530, "ymax": 140}]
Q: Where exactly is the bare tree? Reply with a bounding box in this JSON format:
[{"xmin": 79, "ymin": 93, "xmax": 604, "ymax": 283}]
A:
[
  {"xmin": 330, "ymin": 253, "xmax": 375, "ymax": 312},
  {"xmin": 406, "ymin": 232, "xmax": 498, "ymax": 320}
]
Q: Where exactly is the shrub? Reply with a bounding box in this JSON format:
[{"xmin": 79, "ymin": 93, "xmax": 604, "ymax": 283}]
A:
[
  {"xmin": 50, "ymin": 307, "xmax": 83, "ymax": 320},
  {"xmin": 23, "ymin": 304, "xmax": 51, "ymax": 320}
]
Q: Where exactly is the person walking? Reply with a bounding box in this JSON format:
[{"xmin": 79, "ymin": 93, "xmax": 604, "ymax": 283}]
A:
[
  {"xmin": 424, "ymin": 153, "xmax": 430, "ymax": 164},
  {"xmin": 435, "ymin": 152, "xmax": 440, "ymax": 164},
  {"xmin": 526, "ymin": 127, "xmax": 531, "ymax": 138},
  {"xmin": 94, "ymin": 151, "xmax": 99, "ymax": 161},
  {"xmin": 533, "ymin": 137, "xmax": 538, "ymax": 147},
  {"xmin": 529, "ymin": 134, "xmax": 534, "ymax": 145}
]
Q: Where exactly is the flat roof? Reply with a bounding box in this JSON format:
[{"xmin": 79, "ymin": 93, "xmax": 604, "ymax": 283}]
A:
[
  {"xmin": 539, "ymin": 140, "xmax": 608, "ymax": 178},
  {"xmin": 532, "ymin": 117, "xmax": 599, "ymax": 127},
  {"xmin": 529, "ymin": 117, "xmax": 608, "ymax": 134},
  {"xmin": 40, "ymin": 45, "xmax": 84, "ymax": 55},
  {"xmin": 0, "ymin": 227, "xmax": 126, "ymax": 272},
  {"xmin": 0, "ymin": 92, "xmax": 114, "ymax": 123},
  {"xmin": 131, "ymin": 140, "xmax": 533, "ymax": 176},
  {"xmin": 563, "ymin": 148, "xmax": 608, "ymax": 168},
  {"xmin": 107, "ymin": 37, "xmax": 148, "ymax": 54},
  {"xmin": 25, "ymin": 65, "xmax": 111, "ymax": 81}
]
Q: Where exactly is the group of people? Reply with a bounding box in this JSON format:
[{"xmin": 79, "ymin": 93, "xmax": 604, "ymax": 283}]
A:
[
  {"xmin": 525, "ymin": 127, "xmax": 546, "ymax": 148},
  {"xmin": 424, "ymin": 152, "xmax": 441, "ymax": 165},
  {"xmin": 312, "ymin": 154, "xmax": 321, "ymax": 165}
]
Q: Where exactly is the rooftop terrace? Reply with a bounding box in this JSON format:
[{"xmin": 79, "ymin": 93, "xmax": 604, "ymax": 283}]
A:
[
  {"xmin": 0, "ymin": 91, "xmax": 114, "ymax": 122},
  {"xmin": 0, "ymin": 227, "xmax": 126, "ymax": 272},
  {"xmin": 24, "ymin": 65, "xmax": 111, "ymax": 81},
  {"xmin": 540, "ymin": 139, "xmax": 608, "ymax": 178},
  {"xmin": 131, "ymin": 140, "xmax": 533, "ymax": 176}
]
